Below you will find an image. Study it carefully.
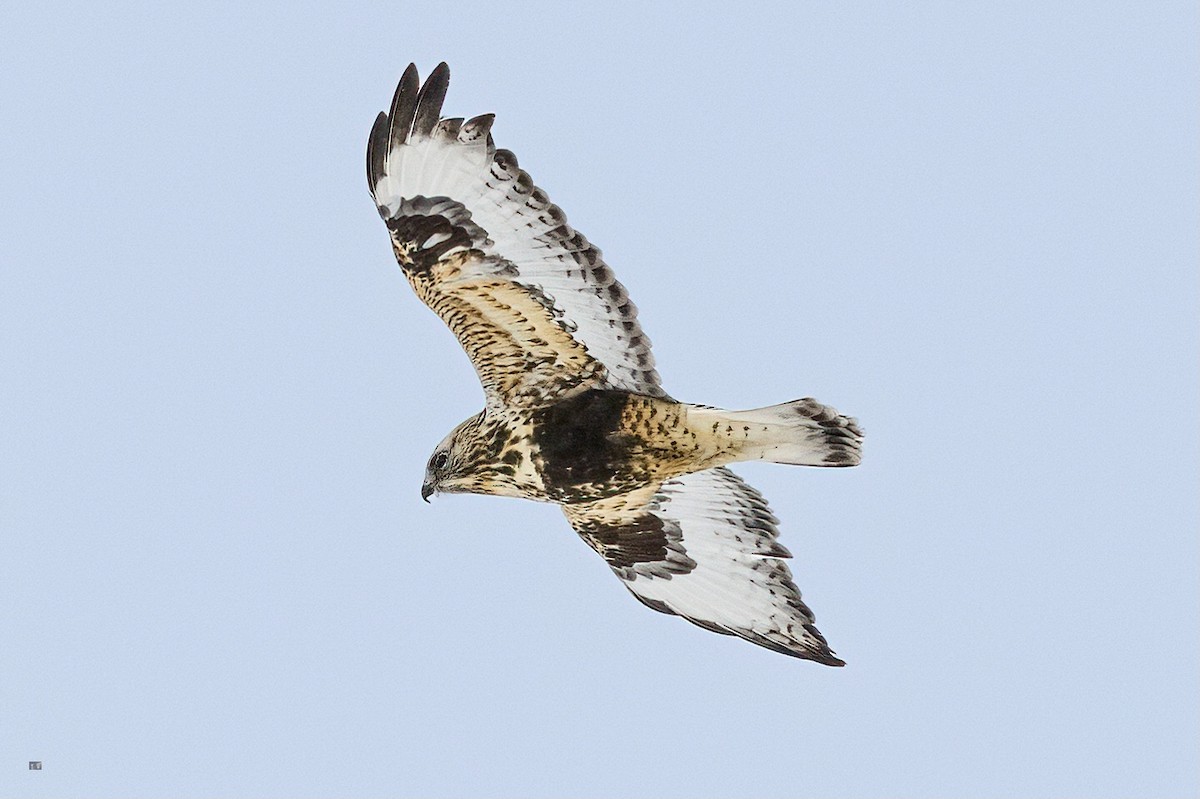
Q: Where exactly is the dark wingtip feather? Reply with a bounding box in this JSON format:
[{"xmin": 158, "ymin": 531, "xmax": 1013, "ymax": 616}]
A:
[
  {"xmin": 460, "ymin": 113, "xmax": 495, "ymax": 144},
  {"xmin": 412, "ymin": 62, "xmax": 450, "ymax": 140},
  {"xmin": 434, "ymin": 116, "xmax": 464, "ymax": 142},
  {"xmin": 387, "ymin": 63, "xmax": 420, "ymax": 151},
  {"xmin": 366, "ymin": 111, "xmax": 388, "ymax": 197}
]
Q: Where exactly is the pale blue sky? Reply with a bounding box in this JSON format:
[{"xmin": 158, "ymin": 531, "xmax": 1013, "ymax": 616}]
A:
[{"xmin": 2, "ymin": 2, "xmax": 1197, "ymax": 797}]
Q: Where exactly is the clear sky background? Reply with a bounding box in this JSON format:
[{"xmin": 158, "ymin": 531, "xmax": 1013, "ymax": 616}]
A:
[{"xmin": 2, "ymin": 2, "xmax": 1197, "ymax": 797}]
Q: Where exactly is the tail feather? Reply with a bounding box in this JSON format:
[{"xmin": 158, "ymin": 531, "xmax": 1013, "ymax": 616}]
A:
[{"xmin": 721, "ymin": 398, "xmax": 863, "ymax": 467}]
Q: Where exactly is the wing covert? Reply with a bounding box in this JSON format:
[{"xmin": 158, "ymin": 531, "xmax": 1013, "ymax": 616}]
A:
[{"xmin": 369, "ymin": 63, "xmax": 666, "ymax": 407}]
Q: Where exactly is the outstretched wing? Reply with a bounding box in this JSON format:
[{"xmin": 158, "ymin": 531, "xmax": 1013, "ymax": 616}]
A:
[
  {"xmin": 368, "ymin": 63, "xmax": 665, "ymax": 408},
  {"xmin": 563, "ymin": 467, "xmax": 844, "ymax": 665}
]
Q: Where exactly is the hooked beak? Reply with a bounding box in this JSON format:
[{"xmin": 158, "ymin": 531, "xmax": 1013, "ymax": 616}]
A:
[{"xmin": 421, "ymin": 481, "xmax": 434, "ymax": 503}]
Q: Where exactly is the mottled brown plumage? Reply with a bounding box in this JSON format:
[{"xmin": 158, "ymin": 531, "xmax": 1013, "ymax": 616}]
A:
[{"xmin": 369, "ymin": 63, "xmax": 863, "ymax": 665}]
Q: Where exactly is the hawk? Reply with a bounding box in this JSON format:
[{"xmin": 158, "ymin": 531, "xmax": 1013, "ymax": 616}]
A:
[{"xmin": 368, "ymin": 63, "xmax": 863, "ymax": 665}]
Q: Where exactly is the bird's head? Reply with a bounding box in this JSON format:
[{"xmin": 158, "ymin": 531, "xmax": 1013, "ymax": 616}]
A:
[
  {"xmin": 421, "ymin": 411, "xmax": 524, "ymax": 502},
  {"xmin": 421, "ymin": 415, "xmax": 479, "ymax": 501}
]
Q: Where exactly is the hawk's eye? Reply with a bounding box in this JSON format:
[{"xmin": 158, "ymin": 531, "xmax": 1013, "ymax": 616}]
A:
[{"xmin": 432, "ymin": 451, "xmax": 449, "ymax": 471}]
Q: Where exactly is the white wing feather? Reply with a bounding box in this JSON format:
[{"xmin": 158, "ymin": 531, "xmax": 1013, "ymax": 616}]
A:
[
  {"xmin": 566, "ymin": 467, "xmax": 844, "ymax": 665},
  {"xmin": 369, "ymin": 63, "xmax": 665, "ymax": 398}
]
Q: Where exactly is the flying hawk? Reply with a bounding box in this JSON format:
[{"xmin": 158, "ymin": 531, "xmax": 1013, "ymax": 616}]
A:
[{"xmin": 367, "ymin": 63, "xmax": 863, "ymax": 665}]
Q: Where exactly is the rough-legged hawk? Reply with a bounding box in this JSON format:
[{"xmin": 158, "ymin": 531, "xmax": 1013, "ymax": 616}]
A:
[{"xmin": 367, "ymin": 63, "xmax": 862, "ymax": 664}]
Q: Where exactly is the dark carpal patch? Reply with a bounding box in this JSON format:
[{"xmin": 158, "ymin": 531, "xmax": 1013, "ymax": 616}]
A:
[
  {"xmin": 386, "ymin": 212, "xmax": 474, "ymax": 272},
  {"xmin": 578, "ymin": 513, "xmax": 695, "ymax": 578},
  {"xmin": 589, "ymin": 515, "xmax": 668, "ymax": 569},
  {"xmin": 531, "ymin": 389, "xmax": 633, "ymax": 494}
]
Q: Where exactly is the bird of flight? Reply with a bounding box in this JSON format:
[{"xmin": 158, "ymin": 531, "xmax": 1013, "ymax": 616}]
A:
[{"xmin": 367, "ymin": 63, "xmax": 863, "ymax": 664}]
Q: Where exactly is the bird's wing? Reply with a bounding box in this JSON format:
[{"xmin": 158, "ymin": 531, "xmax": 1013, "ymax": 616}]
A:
[
  {"xmin": 563, "ymin": 467, "xmax": 844, "ymax": 665},
  {"xmin": 368, "ymin": 63, "xmax": 666, "ymax": 409}
]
